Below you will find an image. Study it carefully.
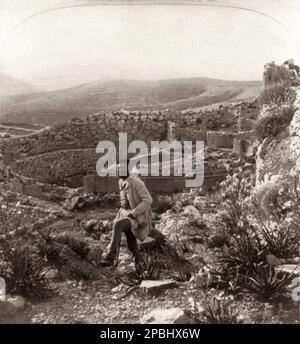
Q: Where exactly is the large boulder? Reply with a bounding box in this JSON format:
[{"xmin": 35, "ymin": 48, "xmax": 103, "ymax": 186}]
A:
[
  {"xmin": 183, "ymin": 205, "xmax": 201, "ymax": 218},
  {"xmin": 140, "ymin": 307, "xmax": 190, "ymax": 324},
  {"xmin": 64, "ymin": 196, "xmax": 85, "ymax": 211},
  {"xmin": 193, "ymin": 196, "xmax": 206, "ymax": 210},
  {"xmin": 43, "ymin": 269, "xmax": 58, "ymax": 280},
  {"xmin": 156, "ymin": 212, "xmax": 189, "ymax": 241},
  {"xmin": 157, "ymin": 206, "xmax": 204, "ymax": 243}
]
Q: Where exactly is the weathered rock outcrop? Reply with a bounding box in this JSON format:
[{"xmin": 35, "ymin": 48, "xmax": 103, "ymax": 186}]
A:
[
  {"xmin": 256, "ymin": 86, "xmax": 300, "ymax": 185},
  {"xmin": 289, "ymin": 88, "xmax": 300, "ymax": 173}
]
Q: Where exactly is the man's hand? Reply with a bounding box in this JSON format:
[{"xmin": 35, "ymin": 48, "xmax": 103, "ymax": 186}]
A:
[
  {"xmin": 127, "ymin": 212, "xmax": 136, "ymax": 220},
  {"xmin": 120, "ymin": 200, "xmax": 127, "ymax": 209}
]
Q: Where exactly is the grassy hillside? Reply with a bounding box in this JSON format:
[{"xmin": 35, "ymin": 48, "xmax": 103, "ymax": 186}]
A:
[
  {"xmin": 1, "ymin": 77, "xmax": 262, "ymax": 125},
  {"xmin": 0, "ymin": 73, "xmax": 40, "ymax": 96}
]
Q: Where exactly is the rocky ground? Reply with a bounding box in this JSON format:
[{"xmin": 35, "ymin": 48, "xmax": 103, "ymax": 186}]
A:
[
  {"xmin": 1, "ymin": 187, "xmax": 299, "ymax": 325},
  {"xmin": 0, "ymin": 147, "xmax": 299, "ymax": 324},
  {"xmin": 2, "ymin": 71, "xmax": 300, "ymax": 326},
  {"xmin": 23, "ymin": 278, "xmax": 299, "ymax": 324}
]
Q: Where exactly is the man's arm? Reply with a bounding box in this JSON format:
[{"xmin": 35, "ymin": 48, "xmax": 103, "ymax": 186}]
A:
[
  {"xmin": 131, "ymin": 179, "xmax": 153, "ymax": 217},
  {"xmin": 119, "ymin": 179, "xmax": 128, "ymax": 208}
]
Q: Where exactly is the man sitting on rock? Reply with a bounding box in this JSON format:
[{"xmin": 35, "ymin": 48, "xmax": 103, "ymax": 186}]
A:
[{"xmin": 100, "ymin": 160, "xmax": 153, "ymax": 269}]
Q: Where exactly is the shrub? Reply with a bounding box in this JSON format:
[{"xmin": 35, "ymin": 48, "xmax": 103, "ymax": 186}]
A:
[
  {"xmin": 38, "ymin": 233, "xmax": 101, "ymax": 280},
  {"xmin": 155, "ymin": 193, "xmax": 191, "ymax": 213},
  {"xmin": 188, "ymin": 293, "xmax": 243, "ymax": 324},
  {"xmin": 218, "ymin": 190, "xmax": 298, "ymax": 297},
  {"xmin": 51, "ymin": 232, "xmax": 90, "ymax": 259},
  {"xmin": 219, "ymin": 230, "xmax": 293, "ymax": 300},
  {"xmin": 116, "ymin": 250, "xmax": 166, "ymax": 290},
  {"xmin": 139, "ymin": 250, "xmax": 166, "ymax": 280},
  {"xmin": 0, "ymin": 243, "xmax": 52, "ymax": 300},
  {"xmin": 176, "ymin": 265, "xmax": 193, "ymax": 282},
  {"xmin": 216, "ymin": 171, "xmax": 298, "ymax": 300},
  {"xmin": 258, "ymin": 83, "xmax": 293, "ymax": 105},
  {"xmin": 207, "ymin": 230, "xmax": 230, "ymax": 249},
  {"xmin": 204, "ymin": 116, "xmax": 223, "ymax": 131},
  {"xmin": 255, "ymin": 106, "xmax": 295, "ymax": 142},
  {"xmin": 253, "ymin": 173, "xmax": 299, "ymax": 258},
  {"xmin": 253, "ymin": 214, "xmax": 298, "ymax": 259},
  {"xmin": 0, "ymin": 198, "xmax": 55, "ymax": 243},
  {"xmin": 154, "ymin": 195, "xmax": 174, "ymax": 213},
  {"xmin": 280, "ymin": 104, "xmax": 296, "ymax": 122},
  {"xmin": 219, "ymin": 228, "xmax": 266, "ymax": 281},
  {"xmin": 243, "ymin": 264, "xmax": 293, "ymax": 300},
  {"xmin": 217, "ymin": 172, "xmax": 253, "ymax": 234},
  {"xmin": 263, "ymin": 63, "xmax": 290, "ymax": 89},
  {"xmin": 202, "ymin": 295, "xmax": 242, "ymax": 324}
]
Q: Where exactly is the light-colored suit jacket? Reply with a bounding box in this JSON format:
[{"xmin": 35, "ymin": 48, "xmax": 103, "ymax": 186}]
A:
[{"xmin": 116, "ymin": 176, "xmax": 153, "ymax": 241}]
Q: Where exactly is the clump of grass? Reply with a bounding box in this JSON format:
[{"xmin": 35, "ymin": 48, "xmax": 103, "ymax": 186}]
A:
[
  {"xmin": 255, "ymin": 105, "xmax": 295, "ymax": 142},
  {"xmin": 215, "ymin": 169, "xmax": 298, "ymax": 300},
  {"xmin": 188, "ymin": 293, "xmax": 243, "ymax": 324},
  {"xmin": 258, "ymin": 83, "xmax": 293, "ymax": 106},
  {"xmin": 0, "ymin": 243, "xmax": 52, "ymax": 300},
  {"xmin": 202, "ymin": 295, "xmax": 242, "ymax": 324},
  {"xmin": 243, "ymin": 264, "xmax": 293, "ymax": 300},
  {"xmin": 207, "ymin": 229, "xmax": 230, "ymax": 249}
]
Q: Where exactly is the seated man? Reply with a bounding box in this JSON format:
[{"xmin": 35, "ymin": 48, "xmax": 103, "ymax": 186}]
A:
[{"xmin": 100, "ymin": 160, "xmax": 153, "ymax": 268}]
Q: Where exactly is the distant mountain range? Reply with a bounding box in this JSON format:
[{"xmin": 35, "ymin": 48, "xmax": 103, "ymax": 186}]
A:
[
  {"xmin": 0, "ymin": 74, "xmax": 262, "ymax": 125},
  {"xmin": 0, "ymin": 72, "xmax": 40, "ymax": 96}
]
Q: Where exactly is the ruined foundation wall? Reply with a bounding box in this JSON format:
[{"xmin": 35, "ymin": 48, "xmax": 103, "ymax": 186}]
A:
[{"xmin": 0, "ymin": 103, "xmax": 252, "ymax": 187}]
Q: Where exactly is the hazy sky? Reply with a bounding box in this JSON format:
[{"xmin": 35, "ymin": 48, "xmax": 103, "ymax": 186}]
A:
[{"xmin": 1, "ymin": 0, "xmax": 300, "ymax": 89}]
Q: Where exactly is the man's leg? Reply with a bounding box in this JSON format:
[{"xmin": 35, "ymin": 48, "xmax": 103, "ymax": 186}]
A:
[
  {"xmin": 100, "ymin": 218, "xmax": 131, "ymax": 266},
  {"xmin": 124, "ymin": 228, "xmax": 141, "ymax": 265}
]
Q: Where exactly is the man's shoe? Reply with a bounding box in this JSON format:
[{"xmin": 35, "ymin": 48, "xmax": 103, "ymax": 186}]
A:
[
  {"xmin": 135, "ymin": 262, "xmax": 145, "ymax": 275},
  {"xmin": 99, "ymin": 255, "xmax": 114, "ymax": 267}
]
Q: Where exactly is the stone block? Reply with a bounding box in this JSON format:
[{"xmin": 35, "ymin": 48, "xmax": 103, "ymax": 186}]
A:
[
  {"xmin": 139, "ymin": 279, "xmax": 177, "ymax": 294},
  {"xmin": 140, "ymin": 307, "xmax": 190, "ymax": 324}
]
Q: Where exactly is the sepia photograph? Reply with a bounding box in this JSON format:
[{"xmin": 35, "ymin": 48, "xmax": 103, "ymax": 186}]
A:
[{"xmin": 0, "ymin": 0, "xmax": 299, "ymax": 330}]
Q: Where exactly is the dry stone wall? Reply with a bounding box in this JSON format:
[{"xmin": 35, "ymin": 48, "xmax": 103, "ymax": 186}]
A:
[
  {"xmin": 0, "ymin": 104, "xmax": 249, "ymax": 187},
  {"xmin": 1, "ymin": 107, "xmax": 241, "ymax": 159},
  {"xmin": 12, "ymin": 149, "xmax": 97, "ymax": 186}
]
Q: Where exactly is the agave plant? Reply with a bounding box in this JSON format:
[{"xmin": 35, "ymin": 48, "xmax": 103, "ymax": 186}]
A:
[
  {"xmin": 202, "ymin": 295, "xmax": 243, "ymax": 324},
  {"xmin": 188, "ymin": 292, "xmax": 243, "ymax": 324},
  {"xmin": 0, "ymin": 243, "xmax": 52, "ymax": 300},
  {"xmin": 243, "ymin": 263, "xmax": 293, "ymax": 300}
]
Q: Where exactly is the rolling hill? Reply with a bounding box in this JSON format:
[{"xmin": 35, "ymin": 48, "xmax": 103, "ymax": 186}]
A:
[
  {"xmin": 0, "ymin": 77, "xmax": 262, "ymax": 125},
  {"xmin": 0, "ymin": 72, "xmax": 40, "ymax": 96}
]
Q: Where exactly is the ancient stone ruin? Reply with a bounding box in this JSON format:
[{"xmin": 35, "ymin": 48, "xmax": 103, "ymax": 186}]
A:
[{"xmin": 0, "ymin": 102, "xmax": 258, "ymax": 200}]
